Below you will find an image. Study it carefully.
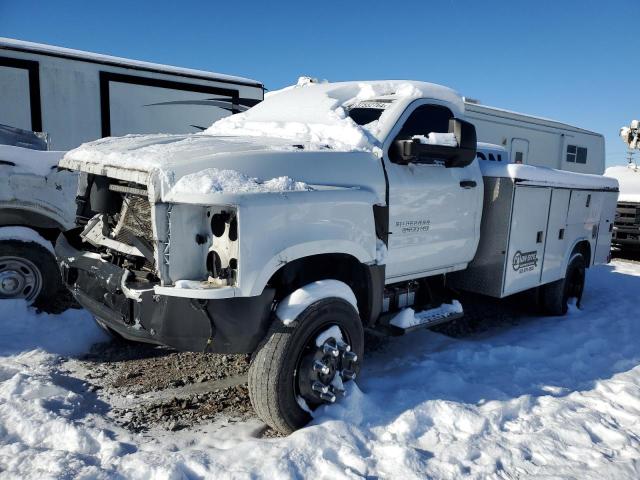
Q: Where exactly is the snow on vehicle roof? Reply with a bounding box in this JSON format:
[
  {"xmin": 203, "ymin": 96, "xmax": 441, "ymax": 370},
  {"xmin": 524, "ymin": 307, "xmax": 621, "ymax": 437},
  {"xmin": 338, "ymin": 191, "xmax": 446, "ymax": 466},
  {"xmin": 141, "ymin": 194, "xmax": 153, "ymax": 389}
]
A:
[
  {"xmin": 0, "ymin": 37, "xmax": 262, "ymax": 88},
  {"xmin": 605, "ymin": 165, "xmax": 640, "ymax": 202},
  {"xmin": 481, "ymin": 162, "xmax": 618, "ymax": 190},
  {"xmin": 205, "ymin": 79, "xmax": 464, "ymax": 150}
]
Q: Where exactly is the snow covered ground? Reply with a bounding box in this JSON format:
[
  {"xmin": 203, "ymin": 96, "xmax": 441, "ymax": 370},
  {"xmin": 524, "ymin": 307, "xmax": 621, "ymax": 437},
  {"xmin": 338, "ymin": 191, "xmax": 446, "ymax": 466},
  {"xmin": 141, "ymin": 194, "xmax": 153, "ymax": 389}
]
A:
[{"xmin": 1, "ymin": 260, "xmax": 640, "ymax": 479}]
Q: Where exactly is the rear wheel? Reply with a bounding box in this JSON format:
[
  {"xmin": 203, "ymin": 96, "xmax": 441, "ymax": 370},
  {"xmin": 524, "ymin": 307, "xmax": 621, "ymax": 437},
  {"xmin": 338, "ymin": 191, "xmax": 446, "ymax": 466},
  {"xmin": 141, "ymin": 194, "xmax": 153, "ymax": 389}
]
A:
[
  {"xmin": 0, "ymin": 239, "xmax": 67, "ymax": 312},
  {"xmin": 540, "ymin": 252, "xmax": 586, "ymax": 316},
  {"xmin": 248, "ymin": 297, "xmax": 363, "ymax": 434}
]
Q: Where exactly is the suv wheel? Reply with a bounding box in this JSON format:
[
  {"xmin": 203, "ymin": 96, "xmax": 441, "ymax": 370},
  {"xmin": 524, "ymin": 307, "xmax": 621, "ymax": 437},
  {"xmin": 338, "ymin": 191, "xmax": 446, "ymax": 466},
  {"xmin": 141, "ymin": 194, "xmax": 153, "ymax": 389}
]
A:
[{"xmin": 0, "ymin": 239, "xmax": 66, "ymax": 312}]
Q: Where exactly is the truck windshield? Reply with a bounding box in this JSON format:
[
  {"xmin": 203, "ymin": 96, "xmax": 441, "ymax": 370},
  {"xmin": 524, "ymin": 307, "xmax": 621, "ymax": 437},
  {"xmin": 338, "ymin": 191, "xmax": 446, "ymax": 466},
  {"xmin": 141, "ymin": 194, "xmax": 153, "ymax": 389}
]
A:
[{"xmin": 348, "ymin": 108, "xmax": 385, "ymax": 126}]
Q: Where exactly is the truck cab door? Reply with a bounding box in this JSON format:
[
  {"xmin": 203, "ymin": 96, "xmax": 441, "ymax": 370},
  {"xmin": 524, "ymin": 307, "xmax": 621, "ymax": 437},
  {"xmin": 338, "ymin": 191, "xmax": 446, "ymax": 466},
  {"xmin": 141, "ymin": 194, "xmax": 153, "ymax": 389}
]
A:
[{"xmin": 383, "ymin": 101, "xmax": 483, "ymax": 281}]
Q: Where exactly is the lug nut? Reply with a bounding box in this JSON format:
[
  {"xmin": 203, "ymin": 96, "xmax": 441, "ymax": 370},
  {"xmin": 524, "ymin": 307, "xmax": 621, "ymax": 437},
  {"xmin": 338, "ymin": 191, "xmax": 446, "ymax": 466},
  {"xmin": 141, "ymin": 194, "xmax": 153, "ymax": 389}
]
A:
[
  {"xmin": 341, "ymin": 369, "xmax": 356, "ymax": 381},
  {"xmin": 312, "ymin": 381, "xmax": 329, "ymax": 394},
  {"xmin": 336, "ymin": 341, "xmax": 351, "ymax": 352},
  {"xmin": 343, "ymin": 351, "xmax": 358, "ymax": 363},
  {"xmin": 332, "ymin": 387, "xmax": 346, "ymax": 397},
  {"xmin": 313, "ymin": 360, "xmax": 330, "ymax": 375},
  {"xmin": 320, "ymin": 392, "xmax": 336, "ymax": 403},
  {"xmin": 322, "ymin": 342, "xmax": 340, "ymax": 357}
]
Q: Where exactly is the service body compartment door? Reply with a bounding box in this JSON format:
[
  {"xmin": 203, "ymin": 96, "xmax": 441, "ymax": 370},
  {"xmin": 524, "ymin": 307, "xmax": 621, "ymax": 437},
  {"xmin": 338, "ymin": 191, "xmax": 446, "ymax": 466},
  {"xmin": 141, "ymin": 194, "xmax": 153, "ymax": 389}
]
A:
[
  {"xmin": 503, "ymin": 186, "xmax": 551, "ymax": 296},
  {"xmin": 594, "ymin": 191, "xmax": 618, "ymax": 264},
  {"xmin": 541, "ymin": 189, "xmax": 570, "ymax": 284}
]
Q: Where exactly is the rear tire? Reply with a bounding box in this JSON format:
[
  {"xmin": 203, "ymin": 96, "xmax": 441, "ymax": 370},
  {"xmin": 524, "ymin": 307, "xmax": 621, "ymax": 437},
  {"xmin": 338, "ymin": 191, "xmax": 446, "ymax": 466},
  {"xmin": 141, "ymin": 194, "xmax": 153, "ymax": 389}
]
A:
[
  {"xmin": 540, "ymin": 252, "xmax": 586, "ymax": 316},
  {"xmin": 0, "ymin": 239, "xmax": 67, "ymax": 313},
  {"xmin": 248, "ymin": 297, "xmax": 364, "ymax": 434}
]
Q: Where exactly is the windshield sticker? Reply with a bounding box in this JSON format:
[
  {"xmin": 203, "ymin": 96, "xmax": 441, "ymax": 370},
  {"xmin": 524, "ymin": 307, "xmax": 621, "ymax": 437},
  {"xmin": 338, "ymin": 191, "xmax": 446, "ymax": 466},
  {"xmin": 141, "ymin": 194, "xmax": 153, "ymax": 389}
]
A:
[{"xmin": 350, "ymin": 101, "xmax": 392, "ymax": 110}]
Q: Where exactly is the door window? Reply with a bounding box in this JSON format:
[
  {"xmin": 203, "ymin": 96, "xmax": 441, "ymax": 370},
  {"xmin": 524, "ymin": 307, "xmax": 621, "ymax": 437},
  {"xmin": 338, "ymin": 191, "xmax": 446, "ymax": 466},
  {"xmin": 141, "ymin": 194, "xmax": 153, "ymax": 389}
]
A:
[{"xmin": 389, "ymin": 105, "xmax": 453, "ymax": 163}]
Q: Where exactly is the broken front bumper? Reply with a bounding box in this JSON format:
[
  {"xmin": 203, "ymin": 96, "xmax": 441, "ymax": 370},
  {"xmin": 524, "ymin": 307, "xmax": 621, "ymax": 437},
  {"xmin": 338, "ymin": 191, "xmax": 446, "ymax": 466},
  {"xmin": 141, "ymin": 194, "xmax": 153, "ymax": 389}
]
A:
[{"xmin": 55, "ymin": 232, "xmax": 275, "ymax": 353}]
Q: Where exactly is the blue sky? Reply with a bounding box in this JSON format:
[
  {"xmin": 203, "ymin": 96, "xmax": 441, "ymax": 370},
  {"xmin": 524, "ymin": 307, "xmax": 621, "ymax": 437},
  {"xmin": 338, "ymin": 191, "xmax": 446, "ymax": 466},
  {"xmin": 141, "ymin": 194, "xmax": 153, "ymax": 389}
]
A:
[{"xmin": 1, "ymin": 0, "xmax": 637, "ymax": 166}]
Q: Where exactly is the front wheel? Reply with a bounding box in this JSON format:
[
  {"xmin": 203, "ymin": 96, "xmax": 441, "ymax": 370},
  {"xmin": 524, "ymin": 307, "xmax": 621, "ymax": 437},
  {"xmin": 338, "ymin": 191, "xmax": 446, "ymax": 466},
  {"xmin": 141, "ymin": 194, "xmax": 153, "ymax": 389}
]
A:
[
  {"xmin": 540, "ymin": 252, "xmax": 586, "ymax": 316},
  {"xmin": 248, "ymin": 297, "xmax": 364, "ymax": 434}
]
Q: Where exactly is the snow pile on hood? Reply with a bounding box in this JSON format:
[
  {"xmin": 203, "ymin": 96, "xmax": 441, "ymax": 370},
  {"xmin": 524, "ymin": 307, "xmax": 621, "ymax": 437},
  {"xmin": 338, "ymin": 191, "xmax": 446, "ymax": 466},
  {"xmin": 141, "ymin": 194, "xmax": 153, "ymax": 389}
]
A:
[
  {"xmin": 0, "ymin": 144, "xmax": 65, "ymax": 176},
  {"xmin": 482, "ymin": 162, "xmax": 619, "ymax": 190},
  {"xmin": 605, "ymin": 164, "xmax": 640, "ymax": 202},
  {"xmin": 168, "ymin": 167, "xmax": 311, "ymax": 195},
  {"xmin": 205, "ymin": 80, "xmax": 460, "ymax": 151}
]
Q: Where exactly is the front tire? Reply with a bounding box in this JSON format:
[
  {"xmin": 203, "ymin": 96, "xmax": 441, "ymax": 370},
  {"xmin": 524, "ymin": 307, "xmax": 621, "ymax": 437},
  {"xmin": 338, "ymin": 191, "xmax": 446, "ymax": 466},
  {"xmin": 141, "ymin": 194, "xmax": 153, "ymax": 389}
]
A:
[
  {"xmin": 540, "ymin": 252, "xmax": 586, "ymax": 316},
  {"xmin": 0, "ymin": 239, "xmax": 67, "ymax": 313},
  {"xmin": 248, "ymin": 297, "xmax": 364, "ymax": 434}
]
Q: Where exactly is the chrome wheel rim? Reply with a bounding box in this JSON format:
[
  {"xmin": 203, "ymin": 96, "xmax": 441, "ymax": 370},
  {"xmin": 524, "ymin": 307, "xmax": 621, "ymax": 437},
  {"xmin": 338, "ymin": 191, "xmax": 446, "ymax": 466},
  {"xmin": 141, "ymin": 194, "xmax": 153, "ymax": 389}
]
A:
[
  {"xmin": 295, "ymin": 325, "xmax": 359, "ymax": 408},
  {"xmin": 0, "ymin": 256, "xmax": 43, "ymax": 303}
]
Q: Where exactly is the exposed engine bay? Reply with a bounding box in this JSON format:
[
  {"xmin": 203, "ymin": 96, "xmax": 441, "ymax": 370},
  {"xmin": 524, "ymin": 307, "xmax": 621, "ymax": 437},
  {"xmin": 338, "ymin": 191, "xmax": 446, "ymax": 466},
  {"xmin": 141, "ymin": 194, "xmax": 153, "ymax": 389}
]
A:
[{"xmin": 74, "ymin": 174, "xmax": 239, "ymax": 288}]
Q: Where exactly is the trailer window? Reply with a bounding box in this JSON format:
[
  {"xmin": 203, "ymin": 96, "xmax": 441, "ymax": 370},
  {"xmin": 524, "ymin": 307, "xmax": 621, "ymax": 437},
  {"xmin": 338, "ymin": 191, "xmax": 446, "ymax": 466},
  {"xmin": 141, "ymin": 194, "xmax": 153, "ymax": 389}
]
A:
[
  {"xmin": 514, "ymin": 151, "xmax": 523, "ymax": 163},
  {"xmin": 567, "ymin": 145, "xmax": 587, "ymax": 164}
]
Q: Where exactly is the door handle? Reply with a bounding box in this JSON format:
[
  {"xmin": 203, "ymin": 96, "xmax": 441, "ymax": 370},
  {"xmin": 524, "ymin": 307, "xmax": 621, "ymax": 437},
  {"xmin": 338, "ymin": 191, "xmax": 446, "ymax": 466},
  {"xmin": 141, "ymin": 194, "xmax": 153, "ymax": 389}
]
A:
[{"xmin": 459, "ymin": 180, "xmax": 477, "ymax": 189}]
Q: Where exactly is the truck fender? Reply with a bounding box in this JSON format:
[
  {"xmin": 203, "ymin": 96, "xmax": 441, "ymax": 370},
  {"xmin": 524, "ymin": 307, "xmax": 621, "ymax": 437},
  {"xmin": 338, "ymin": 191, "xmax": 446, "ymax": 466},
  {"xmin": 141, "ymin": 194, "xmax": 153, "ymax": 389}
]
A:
[
  {"xmin": 564, "ymin": 237, "xmax": 592, "ymax": 271},
  {"xmin": 248, "ymin": 240, "xmax": 373, "ymax": 297}
]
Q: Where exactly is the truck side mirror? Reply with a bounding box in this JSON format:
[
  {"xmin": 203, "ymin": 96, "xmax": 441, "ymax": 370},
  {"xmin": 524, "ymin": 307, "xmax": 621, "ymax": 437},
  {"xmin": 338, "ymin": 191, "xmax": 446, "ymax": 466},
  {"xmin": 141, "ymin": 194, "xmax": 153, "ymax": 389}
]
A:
[{"xmin": 393, "ymin": 118, "xmax": 477, "ymax": 168}]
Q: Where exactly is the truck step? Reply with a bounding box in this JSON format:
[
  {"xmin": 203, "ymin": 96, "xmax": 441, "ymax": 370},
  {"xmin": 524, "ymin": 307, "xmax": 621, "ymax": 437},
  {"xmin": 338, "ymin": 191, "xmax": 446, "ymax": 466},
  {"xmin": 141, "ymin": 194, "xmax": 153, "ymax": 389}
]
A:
[{"xmin": 374, "ymin": 301, "xmax": 464, "ymax": 336}]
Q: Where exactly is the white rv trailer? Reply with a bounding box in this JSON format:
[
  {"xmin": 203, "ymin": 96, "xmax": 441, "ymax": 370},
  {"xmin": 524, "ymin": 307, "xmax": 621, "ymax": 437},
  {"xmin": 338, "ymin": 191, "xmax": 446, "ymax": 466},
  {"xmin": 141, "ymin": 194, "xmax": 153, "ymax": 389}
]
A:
[
  {"xmin": 0, "ymin": 37, "xmax": 264, "ymax": 150},
  {"xmin": 0, "ymin": 38, "xmax": 262, "ymax": 311},
  {"xmin": 465, "ymin": 100, "xmax": 605, "ymax": 175}
]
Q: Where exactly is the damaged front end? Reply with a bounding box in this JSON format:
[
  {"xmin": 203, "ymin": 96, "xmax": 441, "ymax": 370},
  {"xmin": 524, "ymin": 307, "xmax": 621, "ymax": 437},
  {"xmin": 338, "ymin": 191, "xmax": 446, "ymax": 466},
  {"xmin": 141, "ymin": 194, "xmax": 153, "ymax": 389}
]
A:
[{"xmin": 57, "ymin": 174, "xmax": 274, "ymax": 353}]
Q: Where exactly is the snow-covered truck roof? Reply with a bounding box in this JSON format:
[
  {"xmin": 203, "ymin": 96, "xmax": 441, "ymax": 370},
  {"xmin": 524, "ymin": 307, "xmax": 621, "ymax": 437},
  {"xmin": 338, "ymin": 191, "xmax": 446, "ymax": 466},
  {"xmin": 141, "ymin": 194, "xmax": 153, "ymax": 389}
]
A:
[
  {"xmin": 204, "ymin": 79, "xmax": 465, "ymax": 150},
  {"xmin": 605, "ymin": 165, "xmax": 640, "ymax": 202},
  {"xmin": 0, "ymin": 37, "xmax": 262, "ymax": 88}
]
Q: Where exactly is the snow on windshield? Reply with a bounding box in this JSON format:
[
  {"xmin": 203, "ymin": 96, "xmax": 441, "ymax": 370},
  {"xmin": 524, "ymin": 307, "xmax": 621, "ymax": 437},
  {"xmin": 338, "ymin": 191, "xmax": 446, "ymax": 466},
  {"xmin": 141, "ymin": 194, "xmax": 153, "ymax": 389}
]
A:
[{"xmin": 204, "ymin": 79, "xmax": 461, "ymax": 151}]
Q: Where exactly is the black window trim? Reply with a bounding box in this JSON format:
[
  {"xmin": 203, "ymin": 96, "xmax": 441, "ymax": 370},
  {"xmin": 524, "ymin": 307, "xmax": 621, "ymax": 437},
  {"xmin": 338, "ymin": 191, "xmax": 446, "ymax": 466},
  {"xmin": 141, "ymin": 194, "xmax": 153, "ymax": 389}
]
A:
[{"xmin": 0, "ymin": 55, "xmax": 42, "ymax": 132}]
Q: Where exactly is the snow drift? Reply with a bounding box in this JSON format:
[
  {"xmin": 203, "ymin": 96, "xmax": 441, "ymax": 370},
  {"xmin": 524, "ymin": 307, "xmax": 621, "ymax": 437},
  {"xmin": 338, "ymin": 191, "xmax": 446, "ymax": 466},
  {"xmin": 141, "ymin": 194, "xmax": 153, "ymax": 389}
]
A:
[{"xmin": 2, "ymin": 262, "xmax": 640, "ymax": 478}]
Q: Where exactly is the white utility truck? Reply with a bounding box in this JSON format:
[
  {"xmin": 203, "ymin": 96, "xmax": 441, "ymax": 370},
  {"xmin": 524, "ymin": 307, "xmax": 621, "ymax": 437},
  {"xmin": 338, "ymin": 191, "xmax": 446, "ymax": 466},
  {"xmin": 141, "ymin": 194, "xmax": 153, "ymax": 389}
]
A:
[
  {"xmin": 55, "ymin": 81, "xmax": 618, "ymax": 433},
  {"xmin": 605, "ymin": 121, "xmax": 640, "ymax": 249},
  {"xmin": 0, "ymin": 38, "xmax": 263, "ymax": 309}
]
